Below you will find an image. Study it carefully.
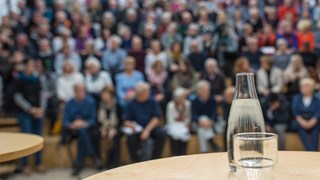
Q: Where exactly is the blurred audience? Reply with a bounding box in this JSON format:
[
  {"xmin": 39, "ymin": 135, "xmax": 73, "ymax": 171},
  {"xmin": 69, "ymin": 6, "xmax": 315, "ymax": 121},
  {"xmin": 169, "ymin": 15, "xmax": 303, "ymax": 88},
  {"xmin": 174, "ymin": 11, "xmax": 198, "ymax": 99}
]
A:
[{"xmin": 0, "ymin": 0, "xmax": 318, "ymax": 175}]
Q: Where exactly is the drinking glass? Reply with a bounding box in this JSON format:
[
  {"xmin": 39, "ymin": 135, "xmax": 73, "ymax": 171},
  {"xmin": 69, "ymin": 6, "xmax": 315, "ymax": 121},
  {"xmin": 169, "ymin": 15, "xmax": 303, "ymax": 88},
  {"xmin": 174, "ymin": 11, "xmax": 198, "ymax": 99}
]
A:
[{"xmin": 233, "ymin": 133, "xmax": 278, "ymax": 180}]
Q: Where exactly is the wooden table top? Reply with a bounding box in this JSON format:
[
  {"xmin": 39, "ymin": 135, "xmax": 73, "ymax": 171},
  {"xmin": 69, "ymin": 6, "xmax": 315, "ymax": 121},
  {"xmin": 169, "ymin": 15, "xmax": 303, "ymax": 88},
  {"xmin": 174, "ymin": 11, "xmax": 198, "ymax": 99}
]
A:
[
  {"xmin": 85, "ymin": 151, "xmax": 320, "ymax": 180},
  {"xmin": 0, "ymin": 132, "xmax": 44, "ymax": 163}
]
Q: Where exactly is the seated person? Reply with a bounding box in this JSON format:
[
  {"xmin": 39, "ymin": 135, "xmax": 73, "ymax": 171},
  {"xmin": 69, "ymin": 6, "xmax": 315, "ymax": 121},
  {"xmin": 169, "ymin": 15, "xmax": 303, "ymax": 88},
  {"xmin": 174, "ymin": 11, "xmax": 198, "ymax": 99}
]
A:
[
  {"xmin": 292, "ymin": 78, "xmax": 320, "ymax": 151},
  {"xmin": 147, "ymin": 60, "xmax": 169, "ymax": 112},
  {"xmin": 266, "ymin": 93, "xmax": 289, "ymax": 150},
  {"xmin": 171, "ymin": 60, "xmax": 199, "ymax": 98},
  {"xmin": 191, "ymin": 80, "xmax": 220, "ymax": 153},
  {"xmin": 63, "ymin": 84, "xmax": 101, "ymax": 175},
  {"xmin": 57, "ymin": 61, "xmax": 84, "ymax": 103},
  {"xmin": 201, "ymin": 58, "xmax": 226, "ymax": 103},
  {"xmin": 115, "ymin": 56, "xmax": 144, "ymax": 116},
  {"xmin": 256, "ymin": 55, "xmax": 283, "ymax": 98},
  {"xmin": 98, "ymin": 86, "xmax": 120, "ymax": 169},
  {"xmin": 166, "ymin": 88, "xmax": 191, "ymax": 156},
  {"xmin": 123, "ymin": 82, "xmax": 166, "ymax": 162},
  {"xmin": 256, "ymin": 55, "xmax": 284, "ymax": 117},
  {"xmin": 85, "ymin": 57, "xmax": 113, "ymax": 104}
]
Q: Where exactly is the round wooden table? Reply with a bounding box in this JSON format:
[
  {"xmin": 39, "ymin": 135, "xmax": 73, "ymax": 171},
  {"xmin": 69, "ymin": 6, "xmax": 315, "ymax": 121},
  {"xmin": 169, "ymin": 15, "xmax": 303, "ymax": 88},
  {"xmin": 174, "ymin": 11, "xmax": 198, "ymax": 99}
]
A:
[
  {"xmin": 85, "ymin": 151, "xmax": 320, "ymax": 180},
  {"xmin": 0, "ymin": 132, "xmax": 44, "ymax": 163}
]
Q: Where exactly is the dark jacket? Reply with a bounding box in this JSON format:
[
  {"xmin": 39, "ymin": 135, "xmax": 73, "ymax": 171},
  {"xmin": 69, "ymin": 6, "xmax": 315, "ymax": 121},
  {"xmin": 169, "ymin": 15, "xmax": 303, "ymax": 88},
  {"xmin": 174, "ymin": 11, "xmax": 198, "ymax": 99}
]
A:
[
  {"xmin": 191, "ymin": 97, "xmax": 217, "ymax": 122},
  {"xmin": 14, "ymin": 73, "xmax": 41, "ymax": 113},
  {"xmin": 292, "ymin": 94, "xmax": 320, "ymax": 122}
]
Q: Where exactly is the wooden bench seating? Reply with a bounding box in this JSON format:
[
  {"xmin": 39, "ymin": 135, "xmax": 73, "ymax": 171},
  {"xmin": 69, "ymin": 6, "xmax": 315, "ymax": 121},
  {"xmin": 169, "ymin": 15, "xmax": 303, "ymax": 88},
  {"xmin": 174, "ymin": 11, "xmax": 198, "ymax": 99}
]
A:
[
  {"xmin": 0, "ymin": 118, "xmax": 307, "ymax": 168},
  {"xmin": 41, "ymin": 133, "xmax": 305, "ymax": 168}
]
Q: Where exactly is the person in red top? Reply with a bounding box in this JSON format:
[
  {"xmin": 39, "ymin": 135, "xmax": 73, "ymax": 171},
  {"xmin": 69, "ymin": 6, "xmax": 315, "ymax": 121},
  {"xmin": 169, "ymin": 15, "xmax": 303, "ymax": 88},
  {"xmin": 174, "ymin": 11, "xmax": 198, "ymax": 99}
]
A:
[
  {"xmin": 278, "ymin": 0, "xmax": 297, "ymax": 23},
  {"xmin": 297, "ymin": 19, "xmax": 315, "ymax": 52},
  {"xmin": 259, "ymin": 23, "xmax": 277, "ymax": 47}
]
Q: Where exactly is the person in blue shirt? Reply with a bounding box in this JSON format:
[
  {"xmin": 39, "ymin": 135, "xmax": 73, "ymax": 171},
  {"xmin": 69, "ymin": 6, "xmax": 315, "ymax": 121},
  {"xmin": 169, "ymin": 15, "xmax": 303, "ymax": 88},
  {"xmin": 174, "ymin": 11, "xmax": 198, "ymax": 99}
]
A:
[
  {"xmin": 191, "ymin": 80, "xmax": 221, "ymax": 153},
  {"xmin": 292, "ymin": 78, "xmax": 320, "ymax": 151},
  {"xmin": 101, "ymin": 35, "xmax": 127, "ymax": 77},
  {"xmin": 123, "ymin": 82, "xmax": 166, "ymax": 162},
  {"xmin": 277, "ymin": 22, "xmax": 298, "ymax": 50},
  {"xmin": 115, "ymin": 56, "xmax": 144, "ymax": 116},
  {"xmin": 63, "ymin": 83, "xmax": 101, "ymax": 175}
]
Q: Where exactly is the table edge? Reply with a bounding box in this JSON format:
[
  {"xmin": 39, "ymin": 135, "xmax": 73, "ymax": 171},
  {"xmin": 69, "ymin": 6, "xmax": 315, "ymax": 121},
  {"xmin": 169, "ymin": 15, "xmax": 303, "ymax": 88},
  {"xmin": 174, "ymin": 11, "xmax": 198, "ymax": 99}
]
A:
[
  {"xmin": 84, "ymin": 151, "xmax": 320, "ymax": 180},
  {"xmin": 0, "ymin": 132, "xmax": 44, "ymax": 163}
]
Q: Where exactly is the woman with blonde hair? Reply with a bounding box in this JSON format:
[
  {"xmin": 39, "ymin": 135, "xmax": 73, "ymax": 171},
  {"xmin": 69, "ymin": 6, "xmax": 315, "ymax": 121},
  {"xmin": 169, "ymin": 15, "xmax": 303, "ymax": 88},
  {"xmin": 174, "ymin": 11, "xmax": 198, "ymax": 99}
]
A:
[
  {"xmin": 296, "ymin": 19, "xmax": 315, "ymax": 52},
  {"xmin": 57, "ymin": 61, "xmax": 84, "ymax": 102},
  {"xmin": 284, "ymin": 54, "xmax": 309, "ymax": 99}
]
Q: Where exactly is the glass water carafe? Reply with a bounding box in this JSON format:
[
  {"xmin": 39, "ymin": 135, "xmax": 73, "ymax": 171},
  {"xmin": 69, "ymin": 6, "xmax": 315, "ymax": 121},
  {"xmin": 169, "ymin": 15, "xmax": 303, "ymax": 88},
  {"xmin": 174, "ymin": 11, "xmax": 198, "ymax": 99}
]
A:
[{"xmin": 227, "ymin": 73, "xmax": 266, "ymax": 172}]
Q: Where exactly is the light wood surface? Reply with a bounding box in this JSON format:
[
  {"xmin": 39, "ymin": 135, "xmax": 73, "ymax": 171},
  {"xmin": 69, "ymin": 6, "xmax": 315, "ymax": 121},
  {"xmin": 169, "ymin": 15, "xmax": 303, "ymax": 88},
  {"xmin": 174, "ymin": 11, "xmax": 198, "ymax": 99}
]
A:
[
  {"xmin": 0, "ymin": 132, "xmax": 44, "ymax": 163},
  {"xmin": 85, "ymin": 151, "xmax": 320, "ymax": 180}
]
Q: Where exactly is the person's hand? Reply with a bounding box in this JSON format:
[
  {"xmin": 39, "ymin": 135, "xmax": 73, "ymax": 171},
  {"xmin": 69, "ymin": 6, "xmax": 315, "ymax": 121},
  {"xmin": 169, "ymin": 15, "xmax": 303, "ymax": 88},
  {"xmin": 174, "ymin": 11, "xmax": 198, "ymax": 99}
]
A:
[
  {"xmin": 306, "ymin": 118, "xmax": 318, "ymax": 130},
  {"xmin": 140, "ymin": 129, "xmax": 150, "ymax": 141},
  {"xmin": 214, "ymin": 95, "xmax": 224, "ymax": 103},
  {"xmin": 263, "ymin": 89, "xmax": 270, "ymax": 97},
  {"xmin": 71, "ymin": 119, "xmax": 88, "ymax": 130},
  {"xmin": 124, "ymin": 120, "xmax": 136, "ymax": 131},
  {"xmin": 170, "ymin": 64, "xmax": 179, "ymax": 72},
  {"xmin": 31, "ymin": 108, "xmax": 44, "ymax": 119},
  {"xmin": 30, "ymin": 108, "xmax": 38, "ymax": 117},
  {"xmin": 125, "ymin": 90, "xmax": 136, "ymax": 101},
  {"xmin": 155, "ymin": 93, "xmax": 164, "ymax": 102},
  {"xmin": 199, "ymin": 119, "xmax": 213, "ymax": 129},
  {"xmin": 270, "ymin": 101, "xmax": 280, "ymax": 110},
  {"xmin": 266, "ymin": 125, "xmax": 273, "ymax": 132},
  {"xmin": 108, "ymin": 128, "xmax": 117, "ymax": 140},
  {"xmin": 299, "ymin": 119, "xmax": 309, "ymax": 130},
  {"xmin": 100, "ymin": 128, "xmax": 108, "ymax": 138}
]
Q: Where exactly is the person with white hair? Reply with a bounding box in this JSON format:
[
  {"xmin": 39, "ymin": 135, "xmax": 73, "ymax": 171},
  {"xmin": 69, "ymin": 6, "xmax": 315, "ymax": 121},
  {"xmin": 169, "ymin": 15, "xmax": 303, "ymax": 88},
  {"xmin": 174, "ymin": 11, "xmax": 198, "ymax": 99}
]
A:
[
  {"xmin": 145, "ymin": 40, "xmax": 168, "ymax": 73},
  {"xmin": 54, "ymin": 44, "xmax": 82, "ymax": 75},
  {"xmin": 273, "ymin": 38, "xmax": 291, "ymax": 70},
  {"xmin": 141, "ymin": 22, "xmax": 156, "ymax": 49},
  {"xmin": 166, "ymin": 88, "xmax": 191, "ymax": 156},
  {"xmin": 183, "ymin": 23, "xmax": 203, "ymax": 56},
  {"xmin": 161, "ymin": 22, "xmax": 183, "ymax": 50},
  {"xmin": 123, "ymin": 81, "xmax": 166, "ymax": 162},
  {"xmin": 191, "ymin": 80, "xmax": 221, "ymax": 153},
  {"xmin": 101, "ymin": 35, "xmax": 127, "ymax": 76},
  {"xmin": 241, "ymin": 36, "xmax": 263, "ymax": 71},
  {"xmin": 101, "ymin": 11, "xmax": 117, "ymax": 34},
  {"xmin": 52, "ymin": 27, "xmax": 76, "ymax": 54},
  {"xmin": 292, "ymin": 78, "xmax": 320, "ymax": 151},
  {"xmin": 124, "ymin": 8, "xmax": 139, "ymax": 35},
  {"xmin": 247, "ymin": 7, "xmax": 263, "ymax": 32},
  {"xmin": 201, "ymin": 58, "xmax": 226, "ymax": 102},
  {"xmin": 85, "ymin": 57, "xmax": 113, "ymax": 100}
]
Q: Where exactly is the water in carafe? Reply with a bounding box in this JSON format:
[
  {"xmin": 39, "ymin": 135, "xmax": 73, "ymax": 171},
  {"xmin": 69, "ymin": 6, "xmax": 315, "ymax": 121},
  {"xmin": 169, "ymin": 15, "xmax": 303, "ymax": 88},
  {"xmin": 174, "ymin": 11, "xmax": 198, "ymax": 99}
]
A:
[{"xmin": 227, "ymin": 73, "xmax": 265, "ymax": 172}]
